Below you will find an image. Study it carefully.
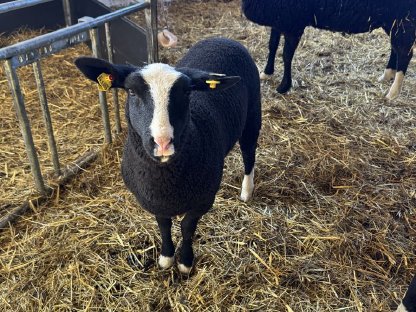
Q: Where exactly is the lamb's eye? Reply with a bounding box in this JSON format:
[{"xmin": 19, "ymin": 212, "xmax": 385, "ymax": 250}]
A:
[{"xmin": 128, "ymin": 89, "xmax": 136, "ymax": 96}]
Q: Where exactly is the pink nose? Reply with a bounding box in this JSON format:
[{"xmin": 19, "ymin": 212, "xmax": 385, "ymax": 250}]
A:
[{"xmin": 154, "ymin": 136, "xmax": 172, "ymax": 152}]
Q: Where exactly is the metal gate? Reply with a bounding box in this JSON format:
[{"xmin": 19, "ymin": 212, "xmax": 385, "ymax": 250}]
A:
[{"xmin": 0, "ymin": 0, "xmax": 158, "ymax": 227}]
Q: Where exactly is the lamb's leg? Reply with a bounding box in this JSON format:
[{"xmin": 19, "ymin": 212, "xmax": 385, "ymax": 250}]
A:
[
  {"xmin": 156, "ymin": 216, "xmax": 175, "ymax": 269},
  {"xmin": 277, "ymin": 31, "xmax": 303, "ymax": 94},
  {"xmin": 178, "ymin": 212, "xmax": 201, "ymax": 274},
  {"xmin": 239, "ymin": 100, "xmax": 261, "ymax": 202},
  {"xmin": 386, "ymin": 48, "xmax": 413, "ymax": 101},
  {"xmin": 378, "ymin": 48, "xmax": 396, "ymax": 82},
  {"xmin": 261, "ymin": 27, "xmax": 281, "ymax": 80}
]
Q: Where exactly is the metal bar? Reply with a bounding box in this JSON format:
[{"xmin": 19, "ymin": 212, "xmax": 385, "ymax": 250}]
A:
[
  {"xmin": 90, "ymin": 27, "xmax": 112, "ymax": 144},
  {"xmin": 0, "ymin": 1, "xmax": 149, "ymax": 60},
  {"xmin": 33, "ymin": 60, "xmax": 61, "ymax": 176},
  {"xmin": 0, "ymin": 149, "xmax": 98, "ymax": 229},
  {"xmin": 145, "ymin": 0, "xmax": 159, "ymax": 63},
  {"xmin": 0, "ymin": 0, "xmax": 53, "ymax": 14},
  {"xmin": 105, "ymin": 22, "xmax": 122, "ymax": 134},
  {"xmin": 3, "ymin": 59, "xmax": 47, "ymax": 195},
  {"xmin": 10, "ymin": 31, "xmax": 90, "ymax": 69},
  {"xmin": 62, "ymin": 0, "xmax": 72, "ymax": 26}
]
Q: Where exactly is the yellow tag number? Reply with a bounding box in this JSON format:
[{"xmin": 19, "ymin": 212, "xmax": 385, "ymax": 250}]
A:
[
  {"xmin": 97, "ymin": 73, "xmax": 113, "ymax": 91},
  {"xmin": 206, "ymin": 80, "xmax": 221, "ymax": 89}
]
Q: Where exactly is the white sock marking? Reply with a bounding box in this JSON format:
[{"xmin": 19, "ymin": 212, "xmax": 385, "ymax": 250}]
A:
[
  {"xmin": 158, "ymin": 255, "xmax": 174, "ymax": 269},
  {"xmin": 240, "ymin": 169, "xmax": 254, "ymax": 202},
  {"xmin": 378, "ymin": 68, "xmax": 396, "ymax": 82},
  {"xmin": 395, "ymin": 302, "xmax": 408, "ymax": 312},
  {"xmin": 260, "ymin": 72, "xmax": 272, "ymax": 80},
  {"xmin": 178, "ymin": 263, "xmax": 192, "ymax": 274},
  {"xmin": 386, "ymin": 71, "xmax": 404, "ymax": 100}
]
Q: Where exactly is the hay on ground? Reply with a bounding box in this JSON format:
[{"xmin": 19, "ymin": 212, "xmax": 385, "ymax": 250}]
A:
[{"xmin": 0, "ymin": 1, "xmax": 415, "ymax": 311}]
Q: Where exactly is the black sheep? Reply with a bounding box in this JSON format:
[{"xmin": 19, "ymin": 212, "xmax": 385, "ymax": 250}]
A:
[
  {"xmin": 75, "ymin": 38, "xmax": 261, "ymax": 273},
  {"xmin": 242, "ymin": 0, "xmax": 416, "ymax": 100}
]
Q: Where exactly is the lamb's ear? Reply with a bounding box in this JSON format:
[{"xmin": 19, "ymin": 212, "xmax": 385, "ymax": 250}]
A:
[
  {"xmin": 177, "ymin": 67, "xmax": 241, "ymax": 91},
  {"xmin": 74, "ymin": 57, "xmax": 136, "ymax": 89}
]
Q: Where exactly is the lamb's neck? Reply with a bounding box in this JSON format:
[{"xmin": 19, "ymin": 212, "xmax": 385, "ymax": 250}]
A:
[{"xmin": 241, "ymin": 0, "xmax": 277, "ymax": 26}]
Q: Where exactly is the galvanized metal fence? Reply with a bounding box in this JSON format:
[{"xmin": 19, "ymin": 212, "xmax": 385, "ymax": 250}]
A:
[{"xmin": 0, "ymin": 0, "xmax": 158, "ymax": 226}]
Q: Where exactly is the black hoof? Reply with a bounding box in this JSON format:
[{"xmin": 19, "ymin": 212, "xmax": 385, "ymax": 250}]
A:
[
  {"xmin": 263, "ymin": 68, "xmax": 274, "ymax": 75},
  {"xmin": 276, "ymin": 82, "xmax": 291, "ymax": 94}
]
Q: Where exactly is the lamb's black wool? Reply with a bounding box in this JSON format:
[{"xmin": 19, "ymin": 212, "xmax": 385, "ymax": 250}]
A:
[
  {"xmin": 396, "ymin": 274, "xmax": 416, "ymax": 312},
  {"xmin": 242, "ymin": 0, "xmax": 416, "ymax": 100},
  {"xmin": 75, "ymin": 38, "xmax": 261, "ymax": 273}
]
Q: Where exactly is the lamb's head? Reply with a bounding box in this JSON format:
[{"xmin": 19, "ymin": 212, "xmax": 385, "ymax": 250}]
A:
[{"xmin": 75, "ymin": 57, "xmax": 241, "ymax": 163}]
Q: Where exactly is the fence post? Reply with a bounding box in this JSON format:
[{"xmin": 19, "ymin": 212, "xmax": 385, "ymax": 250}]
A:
[
  {"xmin": 33, "ymin": 60, "xmax": 61, "ymax": 176},
  {"xmin": 145, "ymin": 0, "xmax": 159, "ymax": 64},
  {"xmin": 62, "ymin": 0, "xmax": 72, "ymax": 26},
  {"xmin": 89, "ymin": 27, "xmax": 113, "ymax": 144},
  {"xmin": 3, "ymin": 59, "xmax": 47, "ymax": 195},
  {"xmin": 105, "ymin": 22, "xmax": 121, "ymax": 134}
]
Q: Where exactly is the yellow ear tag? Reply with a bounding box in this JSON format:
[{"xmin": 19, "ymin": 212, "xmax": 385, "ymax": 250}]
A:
[
  {"xmin": 206, "ymin": 80, "xmax": 221, "ymax": 89},
  {"xmin": 97, "ymin": 73, "xmax": 113, "ymax": 91}
]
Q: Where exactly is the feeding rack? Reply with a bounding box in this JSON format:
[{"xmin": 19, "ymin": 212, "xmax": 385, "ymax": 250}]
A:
[{"xmin": 0, "ymin": 0, "xmax": 159, "ymax": 227}]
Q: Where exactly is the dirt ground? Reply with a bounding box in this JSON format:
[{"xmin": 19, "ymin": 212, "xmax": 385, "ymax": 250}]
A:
[{"xmin": 0, "ymin": 0, "xmax": 415, "ymax": 311}]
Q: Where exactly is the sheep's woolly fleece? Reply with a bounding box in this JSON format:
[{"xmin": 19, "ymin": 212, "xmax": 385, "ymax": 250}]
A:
[{"xmin": 0, "ymin": 0, "xmax": 415, "ymax": 311}]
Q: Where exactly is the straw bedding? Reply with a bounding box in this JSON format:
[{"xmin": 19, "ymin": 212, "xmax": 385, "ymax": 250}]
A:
[{"xmin": 0, "ymin": 1, "xmax": 415, "ymax": 311}]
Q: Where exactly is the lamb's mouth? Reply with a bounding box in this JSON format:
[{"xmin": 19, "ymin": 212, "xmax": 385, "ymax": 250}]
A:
[{"xmin": 160, "ymin": 156, "xmax": 170, "ymax": 163}]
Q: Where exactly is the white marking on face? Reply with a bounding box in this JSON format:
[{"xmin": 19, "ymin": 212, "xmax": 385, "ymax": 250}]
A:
[
  {"xmin": 378, "ymin": 68, "xmax": 396, "ymax": 82},
  {"xmin": 396, "ymin": 302, "xmax": 408, "ymax": 312},
  {"xmin": 140, "ymin": 63, "xmax": 181, "ymax": 159},
  {"xmin": 158, "ymin": 255, "xmax": 175, "ymax": 269},
  {"xmin": 240, "ymin": 168, "xmax": 255, "ymax": 202},
  {"xmin": 386, "ymin": 71, "xmax": 404, "ymax": 100},
  {"xmin": 178, "ymin": 263, "xmax": 192, "ymax": 274}
]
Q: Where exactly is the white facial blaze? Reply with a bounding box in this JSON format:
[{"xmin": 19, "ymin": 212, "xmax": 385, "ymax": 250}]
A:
[{"xmin": 141, "ymin": 63, "xmax": 181, "ymax": 158}]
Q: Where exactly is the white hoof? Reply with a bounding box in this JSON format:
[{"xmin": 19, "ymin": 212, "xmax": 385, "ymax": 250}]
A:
[
  {"xmin": 386, "ymin": 71, "xmax": 404, "ymax": 101},
  {"xmin": 260, "ymin": 72, "xmax": 272, "ymax": 80},
  {"xmin": 395, "ymin": 302, "xmax": 408, "ymax": 312},
  {"xmin": 240, "ymin": 169, "xmax": 254, "ymax": 202},
  {"xmin": 378, "ymin": 68, "xmax": 396, "ymax": 82},
  {"xmin": 158, "ymin": 255, "xmax": 174, "ymax": 269},
  {"xmin": 178, "ymin": 263, "xmax": 192, "ymax": 274},
  {"xmin": 386, "ymin": 90, "xmax": 400, "ymax": 101}
]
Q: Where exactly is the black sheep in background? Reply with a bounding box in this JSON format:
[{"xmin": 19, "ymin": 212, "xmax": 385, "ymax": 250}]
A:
[{"xmin": 242, "ymin": 0, "xmax": 416, "ymax": 100}]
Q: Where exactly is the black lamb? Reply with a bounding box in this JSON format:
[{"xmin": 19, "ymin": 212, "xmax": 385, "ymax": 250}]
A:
[
  {"xmin": 75, "ymin": 38, "xmax": 261, "ymax": 273},
  {"xmin": 242, "ymin": 0, "xmax": 416, "ymax": 100}
]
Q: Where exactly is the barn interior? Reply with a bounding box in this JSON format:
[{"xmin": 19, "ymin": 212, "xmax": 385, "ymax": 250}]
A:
[{"xmin": 0, "ymin": 0, "xmax": 415, "ymax": 311}]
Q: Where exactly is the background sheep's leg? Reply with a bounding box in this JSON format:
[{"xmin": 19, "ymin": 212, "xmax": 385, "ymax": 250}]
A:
[
  {"xmin": 378, "ymin": 47, "xmax": 397, "ymax": 82},
  {"xmin": 156, "ymin": 216, "xmax": 175, "ymax": 269},
  {"xmin": 277, "ymin": 31, "xmax": 303, "ymax": 94},
  {"xmin": 178, "ymin": 212, "xmax": 201, "ymax": 274},
  {"xmin": 386, "ymin": 32, "xmax": 414, "ymax": 100},
  {"xmin": 239, "ymin": 100, "xmax": 261, "ymax": 202},
  {"xmin": 261, "ymin": 27, "xmax": 281, "ymax": 80}
]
